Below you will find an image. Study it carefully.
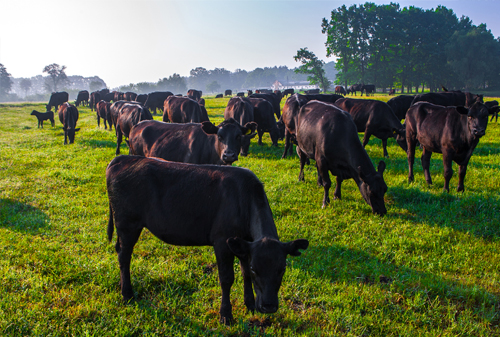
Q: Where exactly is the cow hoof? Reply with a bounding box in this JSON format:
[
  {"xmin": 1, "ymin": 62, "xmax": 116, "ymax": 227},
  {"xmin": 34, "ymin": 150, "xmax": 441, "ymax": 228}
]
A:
[{"xmin": 219, "ymin": 315, "xmax": 233, "ymax": 326}]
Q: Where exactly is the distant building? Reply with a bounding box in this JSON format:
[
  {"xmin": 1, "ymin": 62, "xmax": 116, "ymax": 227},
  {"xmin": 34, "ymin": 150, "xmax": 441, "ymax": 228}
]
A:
[{"xmin": 272, "ymin": 80, "xmax": 318, "ymax": 91}]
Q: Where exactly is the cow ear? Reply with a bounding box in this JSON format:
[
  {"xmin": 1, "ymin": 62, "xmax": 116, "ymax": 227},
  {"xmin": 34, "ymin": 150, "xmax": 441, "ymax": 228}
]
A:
[
  {"xmin": 456, "ymin": 106, "xmax": 469, "ymax": 115},
  {"xmin": 378, "ymin": 161, "xmax": 386, "ymax": 175},
  {"xmin": 201, "ymin": 121, "xmax": 219, "ymax": 135},
  {"xmin": 284, "ymin": 239, "xmax": 309, "ymax": 256},
  {"xmin": 75, "ymin": 128, "xmax": 81, "ymax": 132},
  {"xmin": 227, "ymin": 237, "xmax": 250, "ymax": 257},
  {"xmin": 488, "ymin": 105, "xmax": 500, "ymax": 115},
  {"xmin": 242, "ymin": 121, "xmax": 258, "ymax": 135}
]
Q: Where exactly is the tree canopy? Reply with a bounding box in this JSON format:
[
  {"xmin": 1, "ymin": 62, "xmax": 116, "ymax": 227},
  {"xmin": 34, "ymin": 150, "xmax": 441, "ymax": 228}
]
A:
[
  {"xmin": 294, "ymin": 48, "xmax": 331, "ymax": 93},
  {"xmin": 0, "ymin": 64, "xmax": 13, "ymax": 99},
  {"xmin": 43, "ymin": 63, "xmax": 68, "ymax": 92}
]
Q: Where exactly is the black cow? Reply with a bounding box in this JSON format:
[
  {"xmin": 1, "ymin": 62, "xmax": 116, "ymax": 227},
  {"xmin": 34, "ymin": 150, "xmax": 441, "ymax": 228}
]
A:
[
  {"xmin": 281, "ymin": 93, "xmax": 344, "ymax": 158},
  {"xmin": 96, "ymin": 100, "xmax": 112, "ymax": 130},
  {"xmin": 215, "ymin": 94, "xmax": 223, "ymax": 98},
  {"xmin": 224, "ymin": 89, "xmax": 232, "ymax": 96},
  {"xmin": 47, "ymin": 91, "xmax": 69, "ymax": 111},
  {"xmin": 224, "ymin": 97, "xmax": 256, "ymax": 156},
  {"xmin": 106, "ymin": 155, "xmax": 309, "ymax": 324},
  {"xmin": 361, "ymin": 84, "xmax": 375, "ymax": 96},
  {"xmin": 249, "ymin": 93, "xmax": 282, "ymax": 119},
  {"xmin": 388, "ymin": 89, "xmax": 396, "ymax": 95},
  {"xmin": 124, "ymin": 92, "xmax": 137, "ymax": 101},
  {"xmin": 248, "ymin": 98, "xmax": 280, "ymax": 146},
  {"xmin": 236, "ymin": 92, "xmax": 245, "ymax": 97},
  {"xmin": 335, "ymin": 86, "xmax": 347, "ymax": 96},
  {"xmin": 348, "ymin": 84, "xmax": 363, "ymax": 96},
  {"xmin": 163, "ymin": 96, "xmax": 202, "ymax": 123},
  {"xmin": 102, "ymin": 92, "xmax": 115, "ymax": 103},
  {"xmin": 334, "ymin": 98, "xmax": 406, "ymax": 157},
  {"xmin": 30, "ymin": 110, "xmax": 55, "ymax": 128},
  {"xmin": 406, "ymin": 101, "xmax": 499, "ymax": 192},
  {"xmin": 58, "ymin": 102, "xmax": 79, "ymax": 144},
  {"xmin": 144, "ymin": 91, "xmax": 173, "ymax": 115},
  {"xmin": 486, "ymin": 100, "xmax": 499, "ymax": 122},
  {"xmin": 247, "ymin": 90, "xmax": 253, "ymax": 96},
  {"xmin": 111, "ymin": 101, "xmax": 153, "ymax": 155},
  {"xmin": 89, "ymin": 91, "xmax": 101, "ymax": 112},
  {"xmin": 411, "ymin": 90, "xmax": 483, "ymax": 108},
  {"xmin": 135, "ymin": 94, "xmax": 148, "ymax": 105},
  {"xmin": 304, "ymin": 89, "xmax": 320, "ymax": 94},
  {"xmin": 187, "ymin": 89, "xmax": 202, "ymax": 101},
  {"xmin": 387, "ymin": 95, "xmax": 415, "ymax": 121},
  {"xmin": 129, "ymin": 119, "xmax": 256, "ymax": 165},
  {"xmin": 98, "ymin": 88, "xmax": 110, "ymax": 97},
  {"xmin": 199, "ymin": 102, "xmax": 210, "ymax": 123},
  {"xmin": 283, "ymin": 88, "xmax": 294, "ymax": 97},
  {"xmin": 296, "ymin": 100, "xmax": 388, "ymax": 215},
  {"xmin": 75, "ymin": 90, "xmax": 89, "ymax": 107}
]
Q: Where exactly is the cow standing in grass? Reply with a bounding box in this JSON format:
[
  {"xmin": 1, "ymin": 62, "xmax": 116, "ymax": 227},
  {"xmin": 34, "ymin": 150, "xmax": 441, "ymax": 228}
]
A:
[
  {"xmin": 58, "ymin": 102, "xmax": 79, "ymax": 144},
  {"xmin": 31, "ymin": 110, "xmax": 55, "ymax": 128}
]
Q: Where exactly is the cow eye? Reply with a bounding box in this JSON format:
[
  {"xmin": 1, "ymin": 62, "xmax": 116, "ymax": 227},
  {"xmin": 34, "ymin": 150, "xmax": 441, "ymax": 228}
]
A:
[
  {"xmin": 250, "ymin": 266, "xmax": 256, "ymax": 274},
  {"xmin": 218, "ymin": 135, "xmax": 223, "ymax": 140}
]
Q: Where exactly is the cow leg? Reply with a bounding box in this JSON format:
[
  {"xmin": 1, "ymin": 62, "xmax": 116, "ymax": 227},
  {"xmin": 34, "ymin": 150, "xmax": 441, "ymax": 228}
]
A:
[
  {"xmin": 115, "ymin": 227, "xmax": 143, "ymax": 301},
  {"xmin": 421, "ymin": 148, "xmax": 433, "ymax": 186},
  {"xmin": 407, "ymin": 134, "xmax": 417, "ymax": 183},
  {"xmin": 362, "ymin": 130, "xmax": 372, "ymax": 148},
  {"xmin": 281, "ymin": 131, "xmax": 291, "ymax": 158},
  {"xmin": 333, "ymin": 176, "xmax": 343, "ymax": 200},
  {"xmin": 257, "ymin": 130, "xmax": 264, "ymax": 146},
  {"xmin": 104, "ymin": 119, "xmax": 108, "ymax": 130},
  {"xmin": 457, "ymin": 163, "xmax": 469, "ymax": 192},
  {"xmin": 298, "ymin": 148, "xmax": 308, "ymax": 182},
  {"xmin": 239, "ymin": 259, "xmax": 255, "ymax": 313},
  {"xmin": 64, "ymin": 129, "xmax": 68, "ymax": 145},
  {"xmin": 214, "ymin": 243, "xmax": 235, "ymax": 325},
  {"xmin": 50, "ymin": 118, "xmax": 55, "ymax": 127},
  {"xmin": 316, "ymin": 156, "xmax": 331, "ymax": 208},
  {"xmin": 97, "ymin": 115, "xmax": 100, "ymax": 128},
  {"xmin": 116, "ymin": 127, "xmax": 122, "ymax": 155},
  {"xmin": 442, "ymin": 151, "xmax": 454, "ymax": 193},
  {"xmin": 382, "ymin": 138, "xmax": 389, "ymax": 158},
  {"xmin": 40, "ymin": 120, "xmax": 43, "ymax": 128}
]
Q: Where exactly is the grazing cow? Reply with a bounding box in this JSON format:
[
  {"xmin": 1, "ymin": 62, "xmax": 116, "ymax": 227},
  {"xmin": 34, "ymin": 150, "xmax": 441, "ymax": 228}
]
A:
[
  {"xmin": 58, "ymin": 102, "xmax": 80, "ymax": 144},
  {"xmin": 406, "ymin": 101, "xmax": 499, "ymax": 192},
  {"xmin": 236, "ymin": 92, "xmax": 245, "ymax": 97},
  {"xmin": 46, "ymin": 91, "xmax": 69, "ymax": 111},
  {"xmin": 135, "ymin": 94, "xmax": 148, "ymax": 105},
  {"xmin": 296, "ymin": 100, "xmax": 388, "ymax": 215},
  {"xmin": 144, "ymin": 91, "xmax": 173, "ymax": 115},
  {"xmin": 124, "ymin": 92, "xmax": 137, "ymax": 101},
  {"xmin": 96, "ymin": 100, "xmax": 112, "ymax": 130},
  {"xmin": 248, "ymin": 98, "xmax": 280, "ymax": 146},
  {"xmin": 111, "ymin": 101, "xmax": 153, "ymax": 155},
  {"xmin": 187, "ymin": 89, "xmax": 202, "ymax": 101},
  {"xmin": 225, "ymin": 89, "xmax": 232, "ymax": 96},
  {"xmin": 335, "ymin": 86, "xmax": 347, "ymax": 96},
  {"xmin": 486, "ymin": 100, "xmax": 499, "ymax": 122},
  {"xmin": 106, "ymin": 155, "xmax": 309, "ymax": 325},
  {"xmin": 129, "ymin": 119, "xmax": 257, "ymax": 165},
  {"xmin": 411, "ymin": 90, "xmax": 483, "ymax": 108},
  {"xmin": 281, "ymin": 93, "xmax": 344, "ymax": 158},
  {"xmin": 224, "ymin": 97, "xmax": 256, "ymax": 156},
  {"xmin": 89, "ymin": 91, "xmax": 101, "ymax": 112},
  {"xmin": 361, "ymin": 84, "xmax": 375, "ymax": 96},
  {"xmin": 334, "ymin": 98, "xmax": 406, "ymax": 157},
  {"xmin": 98, "ymin": 88, "xmax": 110, "ymax": 97},
  {"xmin": 247, "ymin": 90, "xmax": 253, "ymax": 96},
  {"xmin": 30, "ymin": 110, "xmax": 55, "ymax": 128},
  {"xmin": 388, "ymin": 89, "xmax": 396, "ymax": 95},
  {"xmin": 215, "ymin": 94, "xmax": 223, "ymax": 98},
  {"xmin": 249, "ymin": 93, "xmax": 282, "ymax": 119},
  {"xmin": 348, "ymin": 84, "xmax": 363, "ymax": 96},
  {"xmin": 304, "ymin": 89, "xmax": 320, "ymax": 94},
  {"xmin": 283, "ymin": 88, "xmax": 294, "ymax": 97},
  {"xmin": 387, "ymin": 95, "xmax": 415, "ymax": 121},
  {"xmin": 163, "ymin": 96, "xmax": 202, "ymax": 123},
  {"xmin": 75, "ymin": 90, "xmax": 89, "ymax": 107}
]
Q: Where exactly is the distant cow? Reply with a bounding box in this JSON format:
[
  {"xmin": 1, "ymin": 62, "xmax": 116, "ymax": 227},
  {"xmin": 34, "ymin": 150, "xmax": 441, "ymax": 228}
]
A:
[
  {"xmin": 335, "ymin": 86, "xmax": 346, "ymax": 96},
  {"xmin": 387, "ymin": 95, "xmax": 415, "ymax": 121},
  {"xmin": 215, "ymin": 94, "xmax": 223, "ymax": 98},
  {"xmin": 296, "ymin": 100, "xmax": 388, "ymax": 215},
  {"xmin": 75, "ymin": 90, "xmax": 89, "ymax": 107},
  {"xmin": 224, "ymin": 89, "xmax": 232, "ymax": 96},
  {"xmin": 348, "ymin": 84, "xmax": 363, "ymax": 96},
  {"xmin": 113, "ymin": 91, "xmax": 125, "ymax": 102},
  {"xmin": 58, "ymin": 102, "xmax": 80, "ymax": 144},
  {"xmin": 96, "ymin": 100, "xmax": 112, "ymax": 130},
  {"xmin": 406, "ymin": 101, "xmax": 499, "ymax": 192},
  {"xmin": 124, "ymin": 92, "xmax": 137, "ymax": 101},
  {"xmin": 135, "ymin": 94, "xmax": 148, "ymax": 105},
  {"xmin": 224, "ymin": 97, "xmax": 256, "ymax": 156},
  {"xmin": 411, "ymin": 90, "xmax": 483, "ymax": 108},
  {"xmin": 486, "ymin": 100, "xmax": 499, "ymax": 122},
  {"xmin": 129, "ymin": 119, "xmax": 257, "ymax": 165},
  {"xmin": 388, "ymin": 89, "xmax": 396, "ymax": 95},
  {"xmin": 102, "ymin": 92, "xmax": 115, "ymax": 103},
  {"xmin": 304, "ymin": 89, "xmax": 320, "ymax": 94},
  {"xmin": 144, "ymin": 91, "xmax": 173, "ymax": 115},
  {"xmin": 31, "ymin": 110, "xmax": 55, "ymax": 128},
  {"xmin": 248, "ymin": 97, "xmax": 280, "ymax": 146},
  {"xmin": 334, "ymin": 98, "xmax": 406, "ymax": 157},
  {"xmin": 47, "ymin": 91, "xmax": 69, "ymax": 111},
  {"xmin": 361, "ymin": 84, "xmax": 375, "ymax": 96},
  {"xmin": 106, "ymin": 155, "xmax": 309, "ymax": 325},
  {"xmin": 283, "ymin": 88, "xmax": 294, "ymax": 97},
  {"xmin": 98, "ymin": 89, "xmax": 110, "ymax": 97},
  {"xmin": 89, "ymin": 91, "xmax": 101, "ymax": 112},
  {"xmin": 187, "ymin": 89, "xmax": 202, "ymax": 101},
  {"xmin": 249, "ymin": 93, "xmax": 282, "ymax": 119},
  {"xmin": 247, "ymin": 90, "xmax": 253, "ymax": 96},
  {"xmin": 163, "ymin": 96, "xmax": 202, "ymax": 123},
  {"xmin": 236, "ymin": 92, "xmax": 245, "ymax": 97}
]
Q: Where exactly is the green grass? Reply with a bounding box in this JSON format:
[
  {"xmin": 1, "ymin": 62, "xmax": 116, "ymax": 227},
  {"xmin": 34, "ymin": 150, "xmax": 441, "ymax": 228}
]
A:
[{"xmin": 1, "ymin": 96, "xmax": 499, "ymax": 336}]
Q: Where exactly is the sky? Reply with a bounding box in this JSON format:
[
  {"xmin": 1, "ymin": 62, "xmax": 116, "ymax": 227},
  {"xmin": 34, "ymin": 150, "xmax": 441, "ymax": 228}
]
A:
[{"xmin": 1, "ymin": 0, "xmax": 500, "ymax": 89}]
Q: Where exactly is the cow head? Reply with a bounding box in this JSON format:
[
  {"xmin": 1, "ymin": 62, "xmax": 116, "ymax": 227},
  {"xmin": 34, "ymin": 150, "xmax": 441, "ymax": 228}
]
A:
[
  {"xmin": 393, "ymin": 127, "xmax": 407, "ymax": 153},
  {"xmin": 227, "ymin": 237, "xmax": 309, "ymax": 314},
  {"xmin": 64, "ymin": 127, "xmax": 81, "ymax": 144},
  {"xmin": 277, "ymin": 118, "xmax": 285, "ymax": 141},
  {"xmin": 457, "ymin": 102, "xmax": 498, "ymax": 138},
  {"xmin": 201, "ymin": 118, "xmax": 257, "ymax": 165},
  {"xmin": 358, "ymin": 161, "xmax": 388, "ymax": 216}
]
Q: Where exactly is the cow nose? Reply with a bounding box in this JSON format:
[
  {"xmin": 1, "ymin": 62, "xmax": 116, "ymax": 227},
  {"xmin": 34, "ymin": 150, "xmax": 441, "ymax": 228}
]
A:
[
  {"xmin": 222, "ymin": 152, "xmax": 237, "ymax": 163},
  {"xmin": 258, "ymin": 304, "xmax": 278, "ymax": 313},
  {"xmin": 473, "ymin": 129, "xmax": 485, "ymax": 136}
]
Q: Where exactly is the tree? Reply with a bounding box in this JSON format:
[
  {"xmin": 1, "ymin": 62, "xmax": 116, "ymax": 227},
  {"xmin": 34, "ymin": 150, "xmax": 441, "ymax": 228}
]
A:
[
  {"xmin": 89, "ymin": 80, "xmax": 104, "ymax": 92},
  {"xmin": 20, "ymin": 79, "xmax": 32, "ymax": 97},
  {"xmin": 206, "ymin": 80, "xmax": 221, "ymax": 93},
  {"xmin": 294, "ymin": 48, "xmax": 330, "ymax": 93},
  {"xmin": 157, "ymin": 73, "xmax": 187, "ymax": 94},
  {"xmin": 0, "ymin": 64, "xmax": 13, "ymax": 100},
  {"xmin": 189, "ymin": 67, "xmax": 209, "ymax": 90},
  {"xmin": 43, "ymin": 63, "xmax": 68, "ymax": 92}
]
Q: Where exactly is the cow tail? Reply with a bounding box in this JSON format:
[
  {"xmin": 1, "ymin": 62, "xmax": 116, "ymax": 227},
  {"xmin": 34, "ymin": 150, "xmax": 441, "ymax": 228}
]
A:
[{"xmin": 107, "ymin": 203, "xmax": 114, "ymax": 242}]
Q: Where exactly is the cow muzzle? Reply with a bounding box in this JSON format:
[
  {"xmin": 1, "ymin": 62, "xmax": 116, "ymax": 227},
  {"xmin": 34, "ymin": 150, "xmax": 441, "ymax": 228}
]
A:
[
  {"xmin": 257, "ymin": 304, "xmax": 278, "ymax": 314},
  {"xmin": 222, "ymin": 152, "xmax": 237, "ymax": 164},
  {"xmin": 473, "ymin": 128, "xmax": 485, "ymax": 137}
]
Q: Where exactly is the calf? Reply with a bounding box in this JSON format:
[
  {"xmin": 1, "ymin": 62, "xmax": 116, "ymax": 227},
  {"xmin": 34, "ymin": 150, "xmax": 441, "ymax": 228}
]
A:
[
  {"xmin": 387, "ymin": 95, "xmax": 415, "ymax": 121},
  {"xmin": 31, "ymin": 110, "xmax": 55, "ymax": 128},
  {"xmin": 58, "ymin": 102, "xmax": 80, "ymax": 144},
  {"xmin": 111, "ymin": 101, "xmax": 153, "ymax": 155},
  {"xmin": 334, "ymin": 98, "xmax": 406, "ymax": 157},
  {"xmin": 106, "ymin": 155, "xmax": 309, "ymax": 324},
  {"xmin": 224, "ymin": 97, "xmax": 256, "ymax": 156},
  {"xmin": 406, "ymin": 101, "xmax": 499, "ymax": 192},
  {"xmin": 163, "ymin": 96, "xmax": 202, "ymax": 123},
  {"xmin": 296, "ymin": 100, "xmax": 388, "ymax": 215},
  {"xmin": 247, "ymin": 97, "xmax": 280, "ymax": 146},
  {"xmin": 96, "ymin": 100, "xmax": 112, "ymax": 130},
  {"xmin": 129, "ymin": 119, "xmax": 256, "ymax": 165}
]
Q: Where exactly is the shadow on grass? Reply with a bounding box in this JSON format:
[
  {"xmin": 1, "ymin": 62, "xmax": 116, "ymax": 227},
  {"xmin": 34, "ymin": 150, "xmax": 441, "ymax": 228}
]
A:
[
  {"xmin": 0, "ymin": 198, "xmax": 50, "ymax": 233},
  {"xmin": 79, "ymin": 138, "xmax": 118, "ymax": 149},
  {"xmin": 390, "ymin": 187, "xmax": 500, "ymax": 240}
]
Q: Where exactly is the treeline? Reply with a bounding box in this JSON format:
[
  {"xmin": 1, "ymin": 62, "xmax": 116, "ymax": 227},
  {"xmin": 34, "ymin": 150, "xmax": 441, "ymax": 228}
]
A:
[{"xmin": 322, "ymin": 3, "xmax": 500, "ymax": 92}]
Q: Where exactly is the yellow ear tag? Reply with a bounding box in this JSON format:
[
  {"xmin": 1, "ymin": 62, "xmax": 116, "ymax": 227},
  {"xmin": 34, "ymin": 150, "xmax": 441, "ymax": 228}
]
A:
[{"xmin": 244, "ymin": 129, "xmax": 253, "ymax": 135}]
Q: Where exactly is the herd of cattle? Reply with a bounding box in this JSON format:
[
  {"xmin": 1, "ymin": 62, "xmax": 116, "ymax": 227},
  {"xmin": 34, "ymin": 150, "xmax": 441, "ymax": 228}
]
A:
[{"xmin": 28, "ymin": 86, "xmax": 498, "ymax": 324}]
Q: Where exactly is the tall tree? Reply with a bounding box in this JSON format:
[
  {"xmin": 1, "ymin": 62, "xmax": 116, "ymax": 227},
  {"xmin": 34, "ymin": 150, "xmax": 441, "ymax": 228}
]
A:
[
  {"xmin": 43, "ymin": 63, "xmax": 68, "ymax": 92},
  {"xmin": 20, "ymin": 78, "xmax": 32, "ymax": 97},
  {"xmin": 294, "ymin": 48, "xmax": 330, "ymax": 93},
  {"xmin": 206, "ymin": 80, "xmax": 221, "ymax": 93},
  {"xmin": 157, "ymin": 73, "xmax": 187, "ymax": 94},
  {"xmin": 0, "ymin": 64, "xmax": 13, "ymax": 100}
]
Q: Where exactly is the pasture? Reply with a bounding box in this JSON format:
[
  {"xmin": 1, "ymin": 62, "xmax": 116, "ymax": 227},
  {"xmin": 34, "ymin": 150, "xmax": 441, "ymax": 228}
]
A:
[{"xmin": 0, "ymin": 95, "xmax": 499, "ymax": 336}]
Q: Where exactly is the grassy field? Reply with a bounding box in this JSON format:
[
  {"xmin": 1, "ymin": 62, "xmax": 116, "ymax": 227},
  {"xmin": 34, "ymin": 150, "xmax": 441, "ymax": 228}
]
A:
[{"xmin": 0, "ymin": 95, "xmax": 499, "ymax": 336}]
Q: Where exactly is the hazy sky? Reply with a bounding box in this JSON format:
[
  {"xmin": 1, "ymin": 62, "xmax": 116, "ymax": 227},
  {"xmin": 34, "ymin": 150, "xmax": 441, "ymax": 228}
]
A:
[{"xmin": 1, "ymin": 0, "xmax": 499, "ymax": 88}]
